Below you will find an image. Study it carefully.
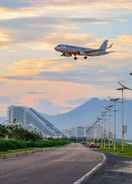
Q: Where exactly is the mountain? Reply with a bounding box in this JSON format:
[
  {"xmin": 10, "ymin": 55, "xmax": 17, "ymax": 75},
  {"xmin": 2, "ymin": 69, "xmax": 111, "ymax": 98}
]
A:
[
  {"xmin": 44, "ymin": 98, "xmax": 132, "ymax": 139},
  {"xmin": 45, "ymin": 98, "xmax": 107, "ymax": 129}
]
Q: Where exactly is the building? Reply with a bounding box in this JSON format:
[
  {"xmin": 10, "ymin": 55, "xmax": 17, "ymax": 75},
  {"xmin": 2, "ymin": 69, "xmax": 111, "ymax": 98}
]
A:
[
  {"xmin": 8, "ymin": 106, "xmax": 62, "ymax": 138},
  {"xmin": 63, "ymin": 126, "xmax": 87, "ymax": 138}
]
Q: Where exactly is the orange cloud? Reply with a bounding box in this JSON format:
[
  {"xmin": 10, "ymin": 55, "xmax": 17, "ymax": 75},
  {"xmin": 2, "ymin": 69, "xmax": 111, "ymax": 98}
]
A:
[
  {"xmin": 0, "ymin": 29, "xmax": 12, "ymax": 47},
  {"xmin": 0, "ymin": 7, "xmax": 47, "ymax": 20},
  {"xmin": 25, "ymin": 26, "xmax": 96, "ymax": 50},
  {"xmin": 5, "ymin": 59, "xmax": 75, "ymax": 78},
  {"xmin": 20, "ymin": 95, "xmax": 35, "ymax": 106},
  {"xmin": 117, "ymin": 35, "xmax": 132, "ymax": 44}
]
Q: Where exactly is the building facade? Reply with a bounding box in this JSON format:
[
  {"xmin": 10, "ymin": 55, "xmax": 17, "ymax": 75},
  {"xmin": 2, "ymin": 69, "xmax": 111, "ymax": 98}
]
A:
[
  {"xmin": 63, "ymin": 126, "xmax": 87, "ymax": 138},
  {"xmin": 8, "ymin": 106, "xmax": 62, "ymax": 138}
]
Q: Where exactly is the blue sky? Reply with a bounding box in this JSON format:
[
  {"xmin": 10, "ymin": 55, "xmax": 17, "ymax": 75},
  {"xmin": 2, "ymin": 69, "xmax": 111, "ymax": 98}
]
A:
[{"xmin": 0, "ymin": 0, "xmax": 132, "ymax": 115}]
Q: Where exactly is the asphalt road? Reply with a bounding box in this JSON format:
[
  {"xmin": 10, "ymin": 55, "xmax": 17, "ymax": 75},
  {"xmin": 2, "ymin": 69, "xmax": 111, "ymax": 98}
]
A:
[
  {"xmin": 0, "ymin": 143, "xmax": 102, "ymax": 184},
  {"xmin": 88, "ymin": 154, "xmax": 132, "ymax": 184}
]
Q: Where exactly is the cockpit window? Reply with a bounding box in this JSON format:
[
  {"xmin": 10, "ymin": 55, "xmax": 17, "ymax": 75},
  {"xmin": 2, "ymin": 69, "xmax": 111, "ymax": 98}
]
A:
[{"xmin": 58, "ymin": 44, "xmax": 62, "ymax": 48}]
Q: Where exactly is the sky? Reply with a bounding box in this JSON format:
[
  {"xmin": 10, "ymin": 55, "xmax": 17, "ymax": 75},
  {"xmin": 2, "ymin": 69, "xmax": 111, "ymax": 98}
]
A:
[{"xmin": 0, "ymin": 0, "xmax": 132, "ymax": 116}]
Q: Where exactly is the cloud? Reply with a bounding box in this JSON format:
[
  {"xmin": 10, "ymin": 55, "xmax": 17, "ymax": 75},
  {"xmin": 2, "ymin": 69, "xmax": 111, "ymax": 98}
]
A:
[
  {"xmin": 4, "ymin": 59, "xmax": 75, "ymax": 78},
  {"xmin": 0, "ymin": 7, "xmax": 46, "ymax": 20},
  {"xmin": 0, "ymin": 0, "xmax": 132, "ymax": 21},
  {"xmin": 117, "ymin": 35, "xmax": 132, "ymax": 45},
  {"xmin": 20, "ymin": 95, "xmax": 34, "ymax": 106},
  {"xmin": 30, "ymin": 0, "xmax": 132, "ymax": 8},
  {"xmin": 37, "ymin": 100, "xmax": 69, "ymax": 115},
  {"xmin": 0, "ymin": 96, "xmax": 11, "ymax": 104},
  {"xmin": 0, "ymin": 29, "xmax": 12, "ymax": 47},
  {"xmin": 28, "ymin": 91, "xmax": 47, "ymax": 95},
  {"xmin": 0, "ymin": 1, "xmax": 131, "ymax": 115},
  {"xmin": 0, "ymin": 0, "xmax": 31, "ymax": 8},
  {"xmin": 22, "ymin": 25, "xmax": 97, "ymax": 50},
  {"xmin": 3, "ymin": 30, "xmax": 132, "ymax": 87}
]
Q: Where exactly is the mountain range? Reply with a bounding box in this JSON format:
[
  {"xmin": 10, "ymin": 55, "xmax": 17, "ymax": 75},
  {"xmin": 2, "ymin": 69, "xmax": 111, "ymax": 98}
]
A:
[{"xmin": 44, "ymin": 98, "xmax": 132, "ymax": 139}]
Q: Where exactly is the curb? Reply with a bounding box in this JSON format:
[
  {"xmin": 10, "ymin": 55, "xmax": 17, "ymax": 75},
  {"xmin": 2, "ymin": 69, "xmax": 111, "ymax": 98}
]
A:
[{"xmin": 73, "ymin": 153, "xmax": 106, "ymax": 184}]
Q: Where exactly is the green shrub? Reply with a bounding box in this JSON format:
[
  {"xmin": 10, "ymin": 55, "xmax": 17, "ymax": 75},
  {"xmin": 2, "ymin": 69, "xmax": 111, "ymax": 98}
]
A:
[
  {"xmin": 0, "ymin": 124, "xmax": 42, "ymax": 141},
  {"xmin": 0, "ymin": 139, "xmax": 71, "ymax": 152}
]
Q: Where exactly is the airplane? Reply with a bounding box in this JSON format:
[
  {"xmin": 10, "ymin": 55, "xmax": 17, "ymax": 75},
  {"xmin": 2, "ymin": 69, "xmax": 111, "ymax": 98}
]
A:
[{"xmin": 55, "ymin": 40, "xmax": 113, "ymax": 60}]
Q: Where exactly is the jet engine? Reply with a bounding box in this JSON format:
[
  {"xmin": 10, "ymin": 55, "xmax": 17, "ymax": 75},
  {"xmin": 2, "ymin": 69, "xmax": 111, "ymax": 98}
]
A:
[{"xmin": 61, "ymin": 53, "xmax": 71, "ymax": 57}]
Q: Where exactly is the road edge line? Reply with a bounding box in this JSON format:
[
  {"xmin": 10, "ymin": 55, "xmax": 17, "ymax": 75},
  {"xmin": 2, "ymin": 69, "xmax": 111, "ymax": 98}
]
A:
[{"xmin": 73, "ymin": 153, "xmax": 106, "ymax": 184}]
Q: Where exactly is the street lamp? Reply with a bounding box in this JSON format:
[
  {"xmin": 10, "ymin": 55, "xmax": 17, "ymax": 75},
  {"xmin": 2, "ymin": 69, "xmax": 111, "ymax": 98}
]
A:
[
  {"xmin": 90, "ymin": 117, "xmax": 102, "ymax": 144},
  {"xmin": 109, "ymin": 98, "xmax": 120, "ymax": 151},
  {"xmin": 117, "ymin": 81, "xmax": 132, "ymax": 151},
  {"xmin": 105, "ymin": 105, "xmax": 113, "ymax": 149},
  {"xmin": 101, "ymin": 111, "xmax": 107, "ymax": 149}
]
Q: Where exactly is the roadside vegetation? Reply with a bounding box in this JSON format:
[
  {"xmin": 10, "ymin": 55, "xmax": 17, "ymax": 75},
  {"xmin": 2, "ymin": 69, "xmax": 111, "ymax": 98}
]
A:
[
  {"xmin": 0, "ymin": 124, "xmax": 70, "ymax": 154},
  {"xmin": 86, "ymin": 139, "xmax": 132, "ymax": 157},
  {"xmin": 100, "ymin": 143, "xmax": 132, "ymax": 157},
  {"xmin": 0, "ymin": 124, "xmax": 43, "ymax": 141}
]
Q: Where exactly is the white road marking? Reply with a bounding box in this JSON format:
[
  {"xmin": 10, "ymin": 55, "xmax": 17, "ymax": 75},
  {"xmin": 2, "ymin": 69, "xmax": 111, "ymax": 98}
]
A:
[{"xmin": 73, "ymin": 153, "xmax": 106, "ymax": 184}]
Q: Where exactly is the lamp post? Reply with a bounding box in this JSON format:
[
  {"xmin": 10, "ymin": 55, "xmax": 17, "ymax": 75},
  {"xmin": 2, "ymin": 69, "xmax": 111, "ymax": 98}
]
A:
[
  {"xmin": 93, "ymin": 120, "xmax": 99, "ymax": 143},
  {"xmin": 109, "ymin": 98, "xmax": 120, "ymax": 151},
  {"xmin": 117, "ymin": 81, "xmax": 132, "ymax": 151},
  {"xmin": 105, "ymin": 105, "xmax": 113, "ymax": 150},
  {"xmin": 90, "ymin": 117, "xmax": 102, "ymax": 144},
  {"xmin": 101, "ymin": 111, "xmax": 107, "ymax": 149}
]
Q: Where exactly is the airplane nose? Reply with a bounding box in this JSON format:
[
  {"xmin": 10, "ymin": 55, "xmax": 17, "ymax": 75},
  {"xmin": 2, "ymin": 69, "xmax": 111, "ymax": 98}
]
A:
[{"xmin": 55, "ymin": 46, "xmax": 58, "ymax": 51}]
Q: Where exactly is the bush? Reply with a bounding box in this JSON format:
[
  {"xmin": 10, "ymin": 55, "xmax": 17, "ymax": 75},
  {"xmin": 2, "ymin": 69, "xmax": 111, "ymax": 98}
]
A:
[
  {"xmin": 0, "ymin": 124, "xmax": 42, "ymax": 141},
  {"xmin": 0, "ymin": 139, "xmax": 71, "ymax": 152}
]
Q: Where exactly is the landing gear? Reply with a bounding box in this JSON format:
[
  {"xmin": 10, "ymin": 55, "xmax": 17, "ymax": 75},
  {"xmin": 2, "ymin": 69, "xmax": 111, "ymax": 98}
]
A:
[
  {"xmin": 61, "ymin": 53, "xmax": 65, "ymax": 56},
  {"xmin": 74, "ymin": 56, "xmax": 78, "ymax": 60},
  {"xmin": 84, "ymin": 56, "xmax": 87, "ymax": 59}
]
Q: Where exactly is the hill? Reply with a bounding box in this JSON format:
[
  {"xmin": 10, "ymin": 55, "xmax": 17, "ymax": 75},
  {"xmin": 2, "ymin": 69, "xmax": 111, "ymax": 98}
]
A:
[
  {"xmin": 45, "ymin": 98, "xmax": 132, "ymax": 139},
  {"xmin": 45, "ymin": 98, "xmax": 107, "ymax": 128}
]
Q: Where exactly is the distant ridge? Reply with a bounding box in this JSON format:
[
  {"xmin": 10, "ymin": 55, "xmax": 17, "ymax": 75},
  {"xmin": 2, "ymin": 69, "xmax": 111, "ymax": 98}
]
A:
[
  {"xmin": 45, "ymin": 98, "xmax": 132, "ymax": 139},
  {"xmin": 45, "ymin": 98, "xmax": 107, "ymax": 128}
]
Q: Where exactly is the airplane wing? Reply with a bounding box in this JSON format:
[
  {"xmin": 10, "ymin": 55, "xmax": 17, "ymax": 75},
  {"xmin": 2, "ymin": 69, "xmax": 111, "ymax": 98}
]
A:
[{"xmin": 84, "ymin": 49, "xmax": 96, "ymax": 54}]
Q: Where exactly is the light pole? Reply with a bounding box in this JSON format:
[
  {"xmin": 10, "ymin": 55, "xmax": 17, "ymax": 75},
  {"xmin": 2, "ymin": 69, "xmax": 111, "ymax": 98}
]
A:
[
  {"xmin": 101, "ymin": 111, "xmax": 107, "ymax": 149},
  {"xmin": 109, "ymin": 98, "xmax": 120, "ymax": 151},
  {"xmin": 105, "ymin": 105, "xmax": 113, "ymax": 150},
  {"xmin": 90, "ymin": 117, "xmax": 102, "ymax": 144},
  {"xmin": 117, "ymin": 81, "xmax": 132, "ymax": 151}
]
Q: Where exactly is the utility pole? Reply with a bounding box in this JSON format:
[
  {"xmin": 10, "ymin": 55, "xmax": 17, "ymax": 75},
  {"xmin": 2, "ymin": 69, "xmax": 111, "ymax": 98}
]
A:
[
  {"xmin": 117, "ymin": 81, "xmax": 132, "ymax": 151},
  {"xmin": 105, "ymin": 105, "xmax": 113, "ymax": 150},
  {"xmin": 109, "ymin": 98, "xmax": 120, "ymax": 151},
  {"xmin": 101, "ymin": 111, "xmax": 107, "ymax": 149}
]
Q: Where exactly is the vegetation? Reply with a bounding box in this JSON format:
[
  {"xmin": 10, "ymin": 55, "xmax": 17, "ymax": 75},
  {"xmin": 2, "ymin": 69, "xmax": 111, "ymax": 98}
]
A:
[
  {"xmin": 100, "ymin": 143, "xmax": 132, "ymax": 157},
  {"xmin": 0, "ymin": 124, "xmax": 71, "ymax": 153},
  {"xmin": 0, "ymin": 124, "xmax": 43, "ymax": 141},
  {"xmin": 0, "ymin": 139, "xmax": 71, "ymax": 152}
]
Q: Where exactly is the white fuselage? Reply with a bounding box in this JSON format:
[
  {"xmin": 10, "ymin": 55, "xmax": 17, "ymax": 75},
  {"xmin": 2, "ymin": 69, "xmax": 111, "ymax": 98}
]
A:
[
  {"xmin": 55, "ymin": 40, "xmax": 112, "ymax": 59},
  {"xmin": 55, "ymin": 44, "xmax": 107, "ymax": 56}
]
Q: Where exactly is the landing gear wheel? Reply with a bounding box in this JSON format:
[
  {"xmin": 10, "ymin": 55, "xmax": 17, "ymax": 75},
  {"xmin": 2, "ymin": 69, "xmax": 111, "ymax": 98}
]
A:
[
  {"xmin": 74, "ymin": 56, "xmax": 78, "ymax": 60},
  {"xmin": 84, "ymin": 56, "xmax": 87, "ymax": 59},
  {"xmin": 61, "ymin": 53, "xmax": 65, "ymax": 56}
]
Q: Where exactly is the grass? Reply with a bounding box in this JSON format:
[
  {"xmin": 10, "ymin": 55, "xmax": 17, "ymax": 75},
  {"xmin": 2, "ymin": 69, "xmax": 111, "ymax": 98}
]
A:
[
  {"xmin": 0, "ymin": 148, "xmax": 34, "ymax": 158},
  {"xmin": 100, "ymin": 143, "xmax": 132, "ymax": 157}
]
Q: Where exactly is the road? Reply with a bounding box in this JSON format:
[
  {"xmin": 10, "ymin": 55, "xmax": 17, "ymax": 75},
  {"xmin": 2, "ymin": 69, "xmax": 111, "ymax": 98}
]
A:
[
  {"xmin": 88, "ymin": 154, "xmax": 132, "ymax": 184},
  {"xmin": 0, "ymin": 143, "xmax": 102, "ymax": 184}
]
